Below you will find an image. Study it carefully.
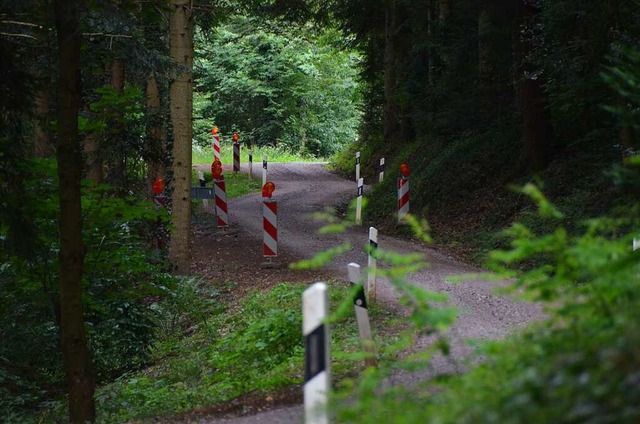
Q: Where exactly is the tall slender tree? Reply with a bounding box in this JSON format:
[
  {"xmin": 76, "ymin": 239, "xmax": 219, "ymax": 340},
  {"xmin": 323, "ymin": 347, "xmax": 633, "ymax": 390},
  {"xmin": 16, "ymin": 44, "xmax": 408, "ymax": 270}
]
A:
[
  {"xmin": 168, "ymin": 0, "xmax": 194, "ymax": 273},
  {"xmin": 54, "ymin": 0, "xmax": 96, "ymax": 421}
]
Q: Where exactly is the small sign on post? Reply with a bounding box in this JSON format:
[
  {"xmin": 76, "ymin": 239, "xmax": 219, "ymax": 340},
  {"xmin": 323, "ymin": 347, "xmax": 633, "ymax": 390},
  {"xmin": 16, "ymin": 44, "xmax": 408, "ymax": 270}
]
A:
[
  {"xmin": 355, "ymin": 177, "xmax": 364, "ymax": 225},
  {"xmin": 303, "ymin": 282, "xmax": 330, "ymax": 424}
]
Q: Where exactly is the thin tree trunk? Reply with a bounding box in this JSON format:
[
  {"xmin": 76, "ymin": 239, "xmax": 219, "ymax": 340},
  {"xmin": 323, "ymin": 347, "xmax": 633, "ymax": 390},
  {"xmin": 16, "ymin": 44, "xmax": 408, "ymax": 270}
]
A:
[
  {"xmin": 515, "ymin": 0, "xmax": 554, "ymax": 172},
  {"xmin": 168, "ymin": 0, "xmax": 194, "ymax": 273},
  {"xmin": 83, "ymin": 104, "xmax": 103, "ymax": 184},
  {"xmin": 384, "ymin": 0, "xmax": 399, "ymax": 144},
  {"xmin": 54, "ymin": 0, "xmax": 96, "ymax": 421},
  {"xmin": 146, "ymin": 74, "xmax": 165, "ymax": 193},
  {"xmin": 34, "ymin": 89, "xmax": 51, "ymax": 157},
  {"xmin": 107, "ymin": 58, "xmax": 126, "ymax": 189}
]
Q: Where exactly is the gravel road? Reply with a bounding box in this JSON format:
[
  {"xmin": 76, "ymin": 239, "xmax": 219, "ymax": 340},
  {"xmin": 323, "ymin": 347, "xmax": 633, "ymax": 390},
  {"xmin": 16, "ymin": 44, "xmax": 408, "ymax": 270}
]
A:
[{"xmin": 192, "ymin": 162, "xmax": 543, "ymax": 424}]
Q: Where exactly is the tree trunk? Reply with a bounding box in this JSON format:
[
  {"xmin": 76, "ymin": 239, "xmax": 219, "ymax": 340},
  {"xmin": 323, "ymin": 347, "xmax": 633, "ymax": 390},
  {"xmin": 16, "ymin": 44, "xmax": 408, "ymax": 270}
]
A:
[
  {"xmin": 54, "ymin": 0, "xmax": 96, "ymax": 421},
  {"xmin": 107, "ymin": 58, "xmax": 126, "ymax": 190},
  {"xmin": 514, "ymin": 0, "xmax": 554, "ymax": 172},
  {"xmin": 83, "ymin": 105, "xmax": 103, "ymax": 184},
  {"xmin": 383, "ymin": 0, "xmax": 399, "ymax": 144},
  {"xmin": 146, "ymin": 74, "xmax": 165, "ymax": 193},
  {"xmin": 34, "ymin": 89, "xmax": 52, "ymax": 158},
  {"xmin": 168, "ymin": 0, "xmax": 194, "ymax": 273}
]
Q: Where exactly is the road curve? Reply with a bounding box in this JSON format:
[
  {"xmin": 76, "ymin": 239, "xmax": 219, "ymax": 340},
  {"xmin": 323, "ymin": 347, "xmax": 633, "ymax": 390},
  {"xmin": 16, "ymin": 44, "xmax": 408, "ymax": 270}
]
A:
[{"xmin": 201, "ymin": 162, "xmax": 543, "ymax": 424}]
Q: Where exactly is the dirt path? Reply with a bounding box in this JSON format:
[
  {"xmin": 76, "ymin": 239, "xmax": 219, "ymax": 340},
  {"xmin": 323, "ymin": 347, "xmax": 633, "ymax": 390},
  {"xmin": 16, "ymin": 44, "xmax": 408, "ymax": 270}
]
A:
[{"xmin": 185, "ymin": 162, "xmax": 543, "ymax": 423}]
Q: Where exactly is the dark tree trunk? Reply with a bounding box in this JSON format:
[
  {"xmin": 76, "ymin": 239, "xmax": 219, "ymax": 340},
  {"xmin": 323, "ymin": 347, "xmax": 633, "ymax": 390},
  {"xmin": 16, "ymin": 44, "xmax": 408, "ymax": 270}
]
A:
[
  {"xmin": 383, "ymin": 0, "xmax": 399, "ymax": 144},
  {"xmin": 34, "ymin": 89, "xmax": 52, "ymax": 158},
  {"xmin": 54, "ymin": 0, "xmax": 96, "ymax": 421},
  {"xmin": 146, "ymin": 74, "xmax": 165, "ymax": 193},
  {"xmin": 106, "ymin": 58, "xmax": 126, "ymax": 189},
  {"xmin": 514, "ymin": 0, "xmax": 554, "ymax": 172}
]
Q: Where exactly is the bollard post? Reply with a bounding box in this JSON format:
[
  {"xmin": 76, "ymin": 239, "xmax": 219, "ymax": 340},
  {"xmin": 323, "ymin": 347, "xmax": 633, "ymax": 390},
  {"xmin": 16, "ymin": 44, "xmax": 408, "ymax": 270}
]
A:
[
  {"xmin": 378, "ymin": 157, "xmax": 385, "ymax": 183},
  {"xmin": 367, "ymin": 227, "xmax": 378, "ymax": 302},
  {"xmin": 634, "ymin": 238, "xmax": 639, "ymax": 251},
  {"xmin": 303, "ymin": 283, "xmax": 330, "ymax": 424},
  {"xmin": 348, "ymin": 263, "xmax": 376, "ymax": 367},
  {"xmin": 262, "ymin": 155, "xmax": 268, "ymax": 187},
  {"xmin": 397, "ymin": 163, "xmax": 411, "ymax": 223},
  {"xmin": 232, "ymin": 133, "xmax": 240, "ymax": 173},
  {"xmin": 214, "ymin": 176, "xmax": 229, "ymax": 228},
  {"xmin": 248, "ymin": 149, "xmax": 253, "ymax": 180},
  {"xmin": 355, "ymin": 177, "xmax": 364, "ymax": 225},
  {"xmin": 211, "ymin": 126, "xmax": 221, "ymax": 162},
  {"xmin": 355, "ymin": 151, "xmax": 361, "ymax": 182},
  {"xmin": 262, "ymin": 182, "xmax": 278, "ymax": 259}
]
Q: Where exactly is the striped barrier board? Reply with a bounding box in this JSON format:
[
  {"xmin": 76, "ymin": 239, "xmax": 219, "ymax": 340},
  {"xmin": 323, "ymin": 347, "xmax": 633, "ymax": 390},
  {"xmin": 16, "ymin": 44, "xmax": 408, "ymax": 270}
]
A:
[
  {"xmin": 212, "ymin": 133, "xmax": 221, "ymax": 162},
  {"xmin": 233, "ymin": 142, "xmax": 240, "ymax": 173},
  {"xmin": 303, "ymin": 282, "xmax": 330, "ymax": 424},
  {"xmin": 263, "ymin": 200, "xmax": 277, "ymax": 257},
  {"xmin": 214, "ymin": 177, "xmax": 228, "ymax": 227},
  {"xmin": 397, "ymin": 177, "xmax": 410, "ymax": 223}
]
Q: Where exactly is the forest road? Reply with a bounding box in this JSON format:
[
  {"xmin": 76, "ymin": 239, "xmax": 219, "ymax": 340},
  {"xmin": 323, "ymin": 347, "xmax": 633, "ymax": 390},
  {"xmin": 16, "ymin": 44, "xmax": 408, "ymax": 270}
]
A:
[{"xmin": 188, "ymin": 162, "xmax": 544, "ymax": 424}]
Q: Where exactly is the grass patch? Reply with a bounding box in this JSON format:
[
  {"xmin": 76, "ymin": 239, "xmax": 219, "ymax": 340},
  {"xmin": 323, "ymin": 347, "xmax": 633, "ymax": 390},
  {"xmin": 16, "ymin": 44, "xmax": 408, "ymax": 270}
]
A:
[
  {"xmin": 190, "ymin": 167, "xmax": 262, "ymax": 199},
  {"xmin": 193, "ymin": 144, "xmax": 324, "ymax": 166},
  {"xmin": 93, "ymin": 281, "xmax": 400, "ymax": 422}
]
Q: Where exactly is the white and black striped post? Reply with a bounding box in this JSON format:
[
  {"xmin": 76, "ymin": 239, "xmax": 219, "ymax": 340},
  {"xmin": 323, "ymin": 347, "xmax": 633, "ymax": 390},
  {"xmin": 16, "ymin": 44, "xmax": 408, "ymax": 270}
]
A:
[
  {"xmin": 303, "ymin": 283, "xmax": 330, "ymax": 424},
  {"xmin": 355, "ymin": 177, "xmax": 364, "ymax": 225},
  {"xmin": 248, "ymin": 149, "xmax": 253, "ymax": 180},
  {"xmin": 262, "ymin": 155, "xmax": 268, "ymax": 186},
  {"xmin": 367, "ymin": 227, "xmax": 378, "ymax": 302},
  {"xmin": 348, "ymin": 263, "xmax": 376, "ymax": 367},
  {"xmin": 355, "ymin": 151, "xmax": 361, "ymax": 183},
  {"xmin": 378, "ymin": 157, "xmax": 385, "ymax": 183}
]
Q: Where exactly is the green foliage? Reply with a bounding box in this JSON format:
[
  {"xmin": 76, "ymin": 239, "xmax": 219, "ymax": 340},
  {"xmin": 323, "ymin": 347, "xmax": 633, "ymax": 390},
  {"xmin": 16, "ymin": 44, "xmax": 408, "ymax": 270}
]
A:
[
  {"xmin": 194, "ymin": 16, "xmax": 362, "ymax": 157},
  {"xmin": 94, "ymin": 282, "xmax": 371, "ymax": 422}
]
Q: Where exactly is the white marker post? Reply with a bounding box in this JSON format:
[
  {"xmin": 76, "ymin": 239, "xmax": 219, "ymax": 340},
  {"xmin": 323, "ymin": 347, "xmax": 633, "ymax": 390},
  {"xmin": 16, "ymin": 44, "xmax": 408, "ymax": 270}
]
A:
[
  {"xmin": 634, "ymin": 238, "xmax": 639, "ymax": 251},
  {"xmin": 303, "ymin": 283, "xmax": 330, "ymax": 424},
  {"xmin": 262, "ymin": 155, "xmax": 268, "ymax": 187},
  {"xmin": 378, "ymin": 157, "xmax": 385, "ymax": 183},
  {"xmin": 355, "ymin": 151, "xmax": 361, "ymax": 182},
  {"xmin": 197, "ymin": 170, "xmax": 209, "ymax": 211},
  {"xmin": 348, "ymin": 263, "xmax": 376, "ymax": 367},
  {"xmin": 248, "ymin": 149, "xmax": 253, "ymax": 180},
  {"xmin": 367, "ymin": 227, "xmax": 378, "ymax": 302},
  {"xmin": 355, "ymin": 177, "xmax": 364, "ymax": 225}
]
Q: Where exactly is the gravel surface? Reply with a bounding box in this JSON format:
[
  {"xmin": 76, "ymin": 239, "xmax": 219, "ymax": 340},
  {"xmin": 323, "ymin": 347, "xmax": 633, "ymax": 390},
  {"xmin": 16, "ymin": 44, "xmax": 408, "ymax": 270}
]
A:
[{"xmin": 181, "ymin": 162, "xmax": 544, "ymax": 424}]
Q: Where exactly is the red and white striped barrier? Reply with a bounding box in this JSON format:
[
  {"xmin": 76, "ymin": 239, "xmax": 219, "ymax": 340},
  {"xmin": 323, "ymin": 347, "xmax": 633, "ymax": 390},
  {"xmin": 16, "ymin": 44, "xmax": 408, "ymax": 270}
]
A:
[
  {"xmin": 262, "ymin": 182, "xmax": 277, "ymax": 258},
  {"xmin": 214, "ymin": 176, "xmax": 228, "ymax": 228},
  {"xmin": 303, "ymin": 282, "xmax": 330, "ymax": 424},
  {"xmin": 397, "ymin": 163, "xmax": 411, "ymax": 223},
  {"xmin": 367, "ymin": 227, "xmax": 378, "ymax": 302},
  {"xmin": 233, "ymin": 140, "xmax": 240, "ymax": 173},
  {"xmin": 212, "ymin": 127, "xmax": 221, "ymax": 162}
]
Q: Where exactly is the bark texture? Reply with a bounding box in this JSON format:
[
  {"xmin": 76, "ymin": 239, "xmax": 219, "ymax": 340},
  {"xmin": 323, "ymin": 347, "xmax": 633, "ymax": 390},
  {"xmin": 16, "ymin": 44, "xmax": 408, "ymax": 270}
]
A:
[
  {"xmin": 168, "ymin": 0, "xmax": 194, "ymax": 273},
  {"xmin": 54, "ymin": 0, "xmax": 96, "ymax": 421},
  {"xmin": 146, "ymin": 74, "xmax": 165, "ymax": 192}
]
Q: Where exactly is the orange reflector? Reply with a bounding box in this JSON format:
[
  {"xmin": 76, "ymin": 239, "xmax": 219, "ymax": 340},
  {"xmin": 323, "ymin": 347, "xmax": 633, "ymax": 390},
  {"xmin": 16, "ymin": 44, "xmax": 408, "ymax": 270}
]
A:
[
  {"xmin": 262, "ymin": 181, "xmax": 276, "ymax": 198},
  {"xmin": 152, "ymin": 177, "xmax": 164, "ymax": 195},
  {"xmin": 232, "ymin": 132, "xmax": 239, "ymax": 142},
  {"xmin": 400, "ymin": 163, "xmax": 411, "ymax": 177},
  {"xmin": 212, "ymin": 125, "xmax": 219, "ymax": 135},
  {"xmin": 211, "ymin": 159, "xmax": 223, "ymax": 178}
]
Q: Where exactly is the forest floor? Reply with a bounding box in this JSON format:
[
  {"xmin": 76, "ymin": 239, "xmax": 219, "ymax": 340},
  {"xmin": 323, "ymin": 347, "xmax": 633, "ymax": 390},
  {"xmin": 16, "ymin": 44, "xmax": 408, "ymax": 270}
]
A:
[{"xmin": 162, "ymin": 163, "xmax": 543, "ymax": 423}]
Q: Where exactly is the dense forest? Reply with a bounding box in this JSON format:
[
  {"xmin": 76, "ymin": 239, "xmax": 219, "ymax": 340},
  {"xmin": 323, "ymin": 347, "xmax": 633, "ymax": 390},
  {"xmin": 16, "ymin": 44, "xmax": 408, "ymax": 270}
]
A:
[{"xmin": 2, "ymin": 0, "xmax": 640, "ymax": 422}]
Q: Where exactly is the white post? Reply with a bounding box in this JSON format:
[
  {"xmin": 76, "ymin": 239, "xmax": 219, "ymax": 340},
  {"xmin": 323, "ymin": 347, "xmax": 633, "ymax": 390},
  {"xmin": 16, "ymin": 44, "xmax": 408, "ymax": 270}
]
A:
[
  {"xmin": 198, "ymin": 170, "xmax": 209, "ymax": 211},
  {"xmin": 355, "ymin": 177, "xmax": 364, "ymax": 225},
  {"xmin": 355, "ymin": 151, "xmax": 361, "ymax": 182},
  {"xmin": 348, "ymin": 263, "xmax": 375, "ymax": 367},
  {"xmin": 367, "ymin": 227, "xmax": 378, "ymax": 302},
  {"xmin": 634, "ymin": 238, "xmax": 639, "ymax": 251},
  {"xmin": 248, "ymin": 149, "xmax": 253, "ymax": 180},
  {"xmin": 379, "ymin": 157, "xmax": 385, "ymax": 183},
  {"xmin": 303, "ymin": 283, "xmax": 330, "ymax": 424},
  {"xmin": 262, "ymin": 155, "xmax": 268, "ymax": 187}
]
